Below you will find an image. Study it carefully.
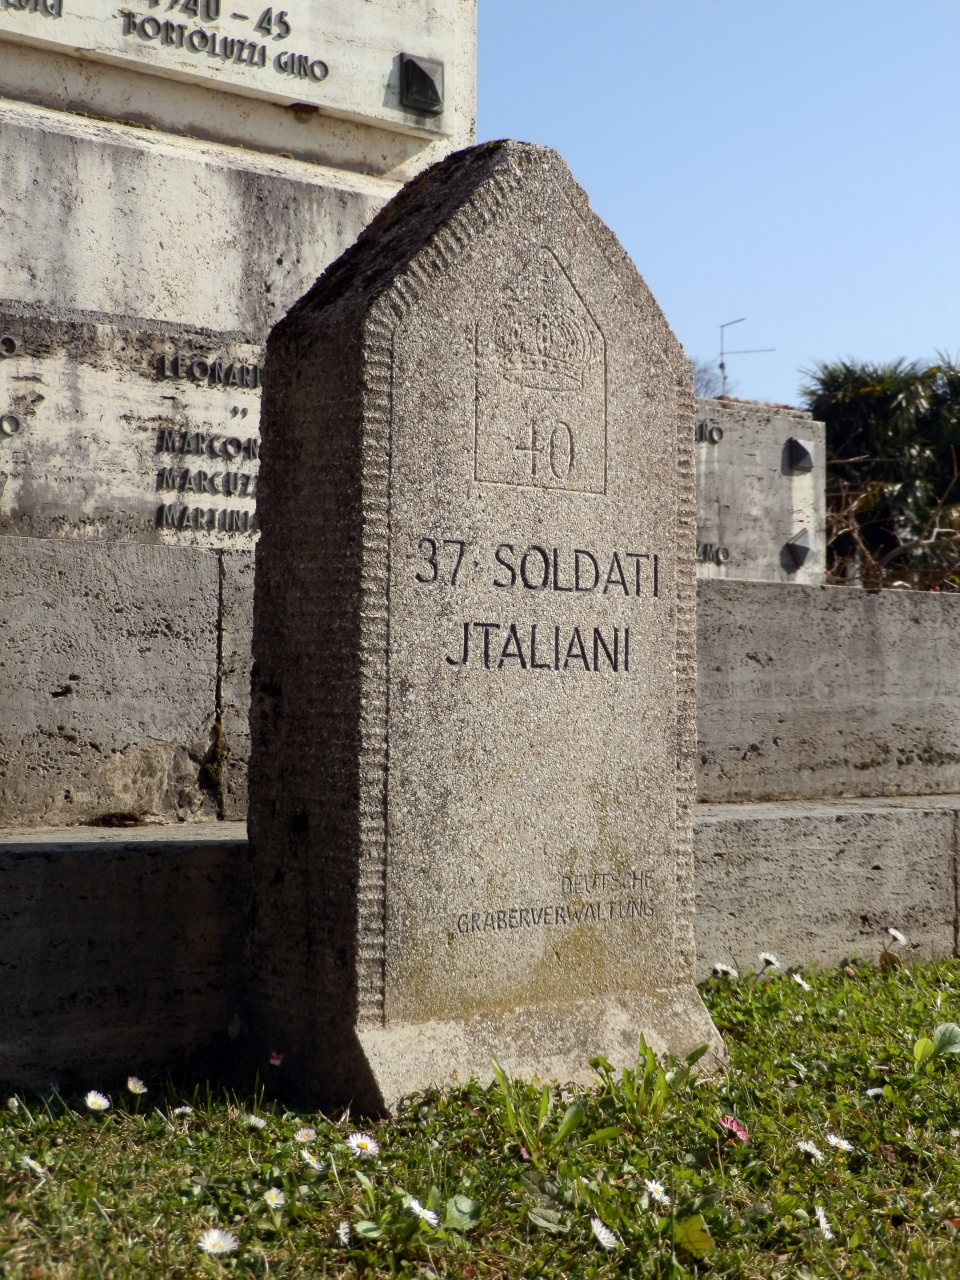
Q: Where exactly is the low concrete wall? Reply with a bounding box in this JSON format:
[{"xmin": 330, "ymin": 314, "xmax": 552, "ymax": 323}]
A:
[
  {"xmin": 0, "ymin": 536, "xmax": 254, "ymax": 827},
  {"xmin": 695, "ymin": 795, "xmax": 958, "ymax": 980},
  {"xmin": 0, "ymin": 537, "xmax": 219, "ymax": 826},
  {"xmin": 9, "ymin": 539, "xmax": 960, "ymax": 827},
  {"xmin": 698, "ymin": 581, "xmax": 960, "ymax": 803},
  {"xmin": 3, "ymin": 802, "xmax": 955, "ymax": 1087},
  {"xmin": 0, "ymin": 825, "xmax": 247, "ymax": 1087}
]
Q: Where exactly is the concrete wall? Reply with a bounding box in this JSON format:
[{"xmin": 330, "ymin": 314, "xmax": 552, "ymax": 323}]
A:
[
  {"xmin": 2, "ymin": 800, "xmax": 955, "ymax": 1087},
  {"xmin": 0, "ymin": 4, "xmax": 477, "ymax": 181},
  {"xmin": 698, "ymin": 580, "xmax": 960, "ymax": 803},
  {"xmin": 0, "ymin": 536, "xmax": 258, "ymax": 826},
  {"xmin": 0, "ymin": 0, "xmax": 477, "ymax": 828},
  {"xmin": 0, "ymin": 102, "xmax": 391, "ymax": 338},
  {"xmin": 695, "ymin": 795, "xmax": 958, "ymax": 980},
  {"xmin": 0, "ymin": 825, "xmax": 247, "ymax": 1088},
  {"xmin": 695, "ymin": 399, "xmax": 826, "ymax": 585}
]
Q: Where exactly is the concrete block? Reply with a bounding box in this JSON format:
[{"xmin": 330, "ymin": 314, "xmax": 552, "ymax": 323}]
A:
[
  {"xmin": 0, "ymin": 100, "xmax": 390, "ymax": 335},
  {"xmin": 0, "ymin": 5, "xmax": 476, "ymax": 180},
  {"xmin": 697, "ymin": 580, "xmax": 960, "ymax": 802},
  {"xmin": 695, "ymin": 399, "xmax": 826, "ymax": 585},
  {"xmin": 694, "ymin": 795, "xmax": 958, "ymax": 979},
  {"xmin": 221, "ymin": 548, "xmax": 254, "ymax": 821},
  {"xmin": 0, "ymin": 536, "xmax": 219, "ymax": 827},
  {"xmin": 0, "ymin": 824, "xmax": 247, "ymax": 1086}
]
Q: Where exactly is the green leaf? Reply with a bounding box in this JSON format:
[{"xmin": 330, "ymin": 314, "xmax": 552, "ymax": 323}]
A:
[
  {"xmin": 914, "ymin": 1036, "xmax": 935, "ymax": 1066},
  {"xmin": 444, "ymin": 1195, "xmax": 481, "ymax": 1231},
  {"xmin": 583, "ymin": 1127, "xmax": 621, "ymax": 1146},
  {"xmin": 537, "ymin": 1085, "xmax": 551, "ymax": 1132},
  {"xmin": 674, "ymin": 1214, "xmax": 715, "ymax": 1259},
  {"xmin": 491, "ymin": 1059, "xmax": 519, "ymax": 1138},
  {"xmin": 354, "ymin": 1219, "xmax": 383, "ymax": 1240},
  {"xmin": 933, "ymin": 1022, "xmax": 960, "ymax": 1056},
  {"xmin": 773, "ymin": 1192, "xmax": 803, "ymax": 1213},
  {"xmin": 527, "ymin": 1207, "xmax": 570, "ymax": 1234},
  {"xmin": 685, "ymin": 1043, "xmax": 710, "ymax": 1067},
  {"xmin": 550, "ymin": 1101, "xmax": 588, "ymax": 1148}
]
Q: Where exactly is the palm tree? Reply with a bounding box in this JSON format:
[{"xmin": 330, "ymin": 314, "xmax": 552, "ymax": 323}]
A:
[{"xmin": 801, "ymin": 357, "xmax": 960, "ymax": 589}]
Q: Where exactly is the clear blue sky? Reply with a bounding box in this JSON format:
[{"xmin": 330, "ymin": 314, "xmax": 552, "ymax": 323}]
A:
[{"xmin": 477, "ymin": 1, "xmax": 960, "ymax": 406}]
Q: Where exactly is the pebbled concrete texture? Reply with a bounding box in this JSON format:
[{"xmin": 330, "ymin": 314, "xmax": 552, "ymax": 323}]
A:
[
  {"xmin": 0, "ymin": 824, "xmax": 247, "ymax": 1088},
  {"xmin": 694, "ymin": 795, "xmax": 958, "ymax": 980},
  {"xmin": 0, "ymin": 536, "xmax": 220, "ymax": 827},
  {"xmin": 698, "ymin": 580, "xmax": 960, "ymax": 803}
]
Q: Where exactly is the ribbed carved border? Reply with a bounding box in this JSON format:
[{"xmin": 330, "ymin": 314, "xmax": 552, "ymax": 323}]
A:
[
  {"xmin": 354, "ymin": 165, "xmax": 521, "ymax": 1028},
  {"xmin": 673, "ymin": 371, "xmax": 698, "ymax": 985}
]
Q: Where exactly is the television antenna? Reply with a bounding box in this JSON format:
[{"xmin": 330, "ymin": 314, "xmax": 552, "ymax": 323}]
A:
[{"xmin": 719, "ymin": 317, "xmax": 775, "ymax": 398}]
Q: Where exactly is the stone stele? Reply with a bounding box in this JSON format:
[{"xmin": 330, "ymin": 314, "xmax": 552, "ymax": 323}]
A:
[{"xmin": 249, "ymin": 140, "xmax": 722, "ymax": 1110}]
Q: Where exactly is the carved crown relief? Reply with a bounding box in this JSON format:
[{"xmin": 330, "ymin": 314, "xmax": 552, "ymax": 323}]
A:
[{"xmin": 476, "ymin": 249, "xmax": 606, "ymax": 494}]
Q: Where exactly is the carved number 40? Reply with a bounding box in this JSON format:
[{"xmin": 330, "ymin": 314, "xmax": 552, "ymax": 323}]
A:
[{"xmin": 416, "ymin": 537, "xmax": 466, "ymax": 585}]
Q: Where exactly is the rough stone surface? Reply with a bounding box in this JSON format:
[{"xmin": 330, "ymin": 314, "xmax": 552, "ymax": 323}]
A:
[
  {"xmin": 0, "ymin": 823, "xmax": 247, "ymax": 1087},
  {"xmin": 0, "ymin": 536, "xmax": 219, "ymax": 827},
  {"xmin": 698, "ymin": 581, "xmax": 960, "ymax": 803},
  {"xmin": 695, "ymin": 399, "xmax": 825, "ymax": 585},
  {"xmin": 221, "ymin": 548, "xmax": 255, "ymax": 821},
  {"xmin": 695, "ymin": 795, "xmax": 959, "ymax": 978},
  {"xmin": 249, "ymin": 141, "xmax": 721, "ymax": 1109}
]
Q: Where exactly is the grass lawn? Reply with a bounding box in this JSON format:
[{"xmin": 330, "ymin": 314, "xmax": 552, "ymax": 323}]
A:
[{"xmin": 4, "ymin": 955, "xmax": 960, "ymax": 1277}]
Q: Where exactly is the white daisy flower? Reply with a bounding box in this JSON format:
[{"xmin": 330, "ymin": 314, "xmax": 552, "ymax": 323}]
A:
[
  {"xmin": 759, "ymin": 951, "xmax": 781, "ymax": 969},
  {"xmin": 7, "ymin": 1097, "xmax": 19, "ymax": 1113},
  {"xmin": 198, "ymin": 1228, "xmax": 239, "ymax": 1256},
  {"xmin": 127, "ymin": 1076, "xmax": 147, "ymax": 1095},
  {"xmin": 22, "ymin": 1156, "xmax": 46, "ymax": 1175},
  {"xmin": 404, "ymin": 1195, "xmax": 438, "ymax": 1227},
  {"xmin": 591, "ymin": 1217, "xmax": 618, "ymax": 1249},
  {"xmin": 712, "ymin": 962, "xmax": 738, "ymax": 978},
  {"xmin": 798, "ymin": 1140, "xmax": 824, "ymax": 1162},
  {"xmin": 172, "ymin": 1105, "xmax": 194, "ymax": 1117},
  {"xmin": 887, "ymin": 927, "xmax": 907, "ymax": 945},
  {"xmin": 644, "ymin": 1178, "xmax": 670, "ymax": 1206},
  {"xmin": 264, "ymin": 1187, "xmax": 286, "ymax": 1209},
  {"xmin": 85, "ymin": 1091, "xmax": 110, "ymax": 1114},
  {"xmin": 347, "ymin": 1132, "xmax": 379, "ymax": 1158},
  {"xmin": 302, "ymin": 1150, "xmax": 323, "ymax": 1171},
  {"xmin": 791, "ymin": 973, "xmax": 812, "ymax": 992},
  {"xmin": 826, "ymin": 1133, "xmax": 853, "ymax": 1153},
  {"xmin": 815, "ymin": 1205, "xmax": 833, "ymax": 1240},
  {"xmin": 336, "ymin": 1220, "xmax": 350, "ymax": 1246},
  {"xmin": 243, "ymin": 1113, "xmax": 267, "ymax": 1130},
  {"xmin": 294, "ymin": 1126, "xmax": 317, "ymax": 1144},
  {"xmin": 865, "ymin": 1086, "xmax": 886, "ymax": 1097}
]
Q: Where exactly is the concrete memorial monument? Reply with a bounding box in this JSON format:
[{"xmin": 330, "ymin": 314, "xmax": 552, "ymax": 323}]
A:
[
  {"xmin": 0, "ymin": 0, "xmax": 475, "ymax": 826},
  {"xmin": 249, "ymin": 140, "xmax": 722, "ymax": 1108}
]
